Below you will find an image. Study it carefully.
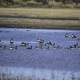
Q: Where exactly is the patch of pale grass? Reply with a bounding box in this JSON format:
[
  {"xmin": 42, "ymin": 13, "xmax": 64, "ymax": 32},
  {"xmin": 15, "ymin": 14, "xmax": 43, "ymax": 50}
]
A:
[
  {"xmin": 0, "ymin": 18, "xmax": 80, "ymax": 29},
  {"xmin": 0, "ymin": 8, "xmax": 80, "ymax": 18}
]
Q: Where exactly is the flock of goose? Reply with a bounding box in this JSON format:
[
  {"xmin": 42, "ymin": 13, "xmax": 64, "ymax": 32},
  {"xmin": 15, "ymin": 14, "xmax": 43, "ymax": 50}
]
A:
[
  {"xmin": 0, "ymin": 33, "xmax": 80, "ymax": 50},
  {"xmin": 64, "ymin": 32, "xmax": 80, "ymax": 40}
]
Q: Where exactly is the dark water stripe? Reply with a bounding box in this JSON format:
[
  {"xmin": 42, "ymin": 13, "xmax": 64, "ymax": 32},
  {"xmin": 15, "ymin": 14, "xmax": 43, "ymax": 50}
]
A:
[
  {"xmin": 0, "ymin": 15, "xmax": 80, "ymax": 20},
  {"xmin": 0, "ymin": 25, "xmax": 80, "ymax": 30}
]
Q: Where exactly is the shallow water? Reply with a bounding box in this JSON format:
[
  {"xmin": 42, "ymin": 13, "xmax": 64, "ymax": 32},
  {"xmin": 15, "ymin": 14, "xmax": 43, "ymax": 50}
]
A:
[
  {"xmin": 0, "ymin": 66, "xmax": 80, "ymax": 80},
  {"xmin": 0, "ymin": 28, "xmax": 80, "ymax": 80}
]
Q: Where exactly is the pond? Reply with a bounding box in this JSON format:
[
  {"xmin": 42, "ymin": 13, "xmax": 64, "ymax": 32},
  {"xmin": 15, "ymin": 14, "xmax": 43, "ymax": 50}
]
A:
[{"xmin": 0, "ymin": 28, "xmax": 80, "ymax": 80}]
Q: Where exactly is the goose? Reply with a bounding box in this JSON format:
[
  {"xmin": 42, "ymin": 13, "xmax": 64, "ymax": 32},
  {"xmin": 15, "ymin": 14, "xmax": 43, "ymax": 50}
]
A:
[
  {"xmin": 65, "ymin": 33, "xmax": 69, "ymax": 38},
  {"xmin": 37, "ymin": 39, "xmax": 44, "ymax": 43},
  {"xmin": 9, "ymin": 46, "xmax": 14, "ymax": 50},
  {"xmin": 37, "ymin": 39, "xmax": 44, "ymax": 49},
  {"xmin": 10, "ymin": 38, "xmax": 14, "ymax": 44},
  {"xmin": 20, "ymin": 42, "xmax": 27, "ymax": 47},
  {"xmin": 71, "ymin": 34, "xmax": 77, "ymax": 39},
  {"xmin": 45, "ymin": 41, "xmax": 53, "ymax": 49},
  {"xmin": 73, "ymin": 43, "xmax": 78, "ymax": 48}
]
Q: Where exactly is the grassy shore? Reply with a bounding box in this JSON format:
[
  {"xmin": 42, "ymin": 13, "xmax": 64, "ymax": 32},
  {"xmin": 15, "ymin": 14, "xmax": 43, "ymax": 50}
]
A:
[
  {"xmin": 0, "ymin": 8, "xmax": 80, "ymax": 29},
  {"xmin": 0, "ymin": 8, "xmax": 80, "ymax": 18},
  {"xmin": 0, "ymin": 18, "xmax": 80, "ymax": 29}
]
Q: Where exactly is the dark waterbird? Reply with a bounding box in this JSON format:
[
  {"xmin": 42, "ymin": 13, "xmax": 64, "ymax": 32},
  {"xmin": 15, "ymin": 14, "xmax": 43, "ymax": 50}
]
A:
[
  {"xmin": 10, "ymin": 38, "xmax": 14, "ymax": 44},
  {"xmin": 20, "ymin": 42, "xmax": 27, "ymax": 47}
]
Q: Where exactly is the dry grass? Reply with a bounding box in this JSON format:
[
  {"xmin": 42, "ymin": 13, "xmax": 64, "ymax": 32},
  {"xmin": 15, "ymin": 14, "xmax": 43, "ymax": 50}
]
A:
[
  {"xmin": 0, "ymin": 18, "xmax": 80, "ymax": 29},
  {"xmin": 0, "ymin": 8, "xmax": 80, "ymax": 18},
  {"xmin": 0, "ymin": 8, "xmax": 80, "ymax": 29}
]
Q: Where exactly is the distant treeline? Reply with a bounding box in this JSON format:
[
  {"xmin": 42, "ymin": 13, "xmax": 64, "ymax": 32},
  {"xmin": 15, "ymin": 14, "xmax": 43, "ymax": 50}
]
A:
[{"xmin": 0, "ymin": 0, "xmax": 80, "ymax": 8}]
